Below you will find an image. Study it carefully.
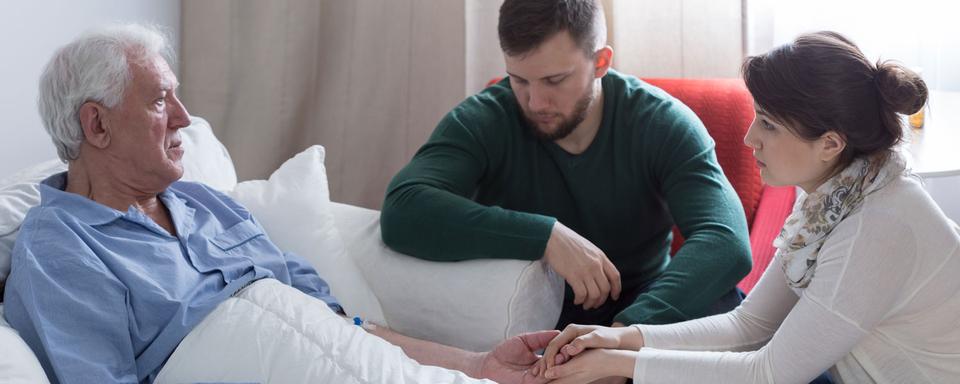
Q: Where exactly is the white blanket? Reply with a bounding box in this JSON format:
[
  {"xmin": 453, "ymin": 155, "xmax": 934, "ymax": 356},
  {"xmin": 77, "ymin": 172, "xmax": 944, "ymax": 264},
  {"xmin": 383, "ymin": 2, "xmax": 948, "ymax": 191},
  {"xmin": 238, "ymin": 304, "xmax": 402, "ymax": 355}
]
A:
[{"xmin": 155, "ymin": 279, "xmax": 492, "ymax": 384}]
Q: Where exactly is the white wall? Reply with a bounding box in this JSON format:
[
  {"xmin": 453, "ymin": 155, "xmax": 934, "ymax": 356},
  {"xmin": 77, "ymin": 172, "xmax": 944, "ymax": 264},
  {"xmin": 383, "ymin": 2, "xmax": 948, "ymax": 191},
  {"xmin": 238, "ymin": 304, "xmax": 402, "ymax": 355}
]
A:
[
  {"xmin": 0, "ymin": 0, "xmax": 180, "ymax": 178},
  {"xmin": 923, "ymin": 177, "xmax": 960, "ymax": 224},
  {"xmin": 465, "ymin": 0, "xmax": 505, "ymax": 96}
]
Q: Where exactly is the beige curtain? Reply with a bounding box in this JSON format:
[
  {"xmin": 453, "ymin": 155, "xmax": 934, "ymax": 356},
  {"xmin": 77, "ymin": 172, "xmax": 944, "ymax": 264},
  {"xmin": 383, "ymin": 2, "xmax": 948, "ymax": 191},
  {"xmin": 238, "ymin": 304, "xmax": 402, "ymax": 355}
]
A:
[
  {"xmin": 179, "ymin": 0, "xmax": 741, "ymax": 209},
  {"xmin": 608, "ymin": 0, "xmax": 744, "ymax": 78},
  {"xmin": 181, "ymin": 0, "xmax": 490, "ymax": 209}
]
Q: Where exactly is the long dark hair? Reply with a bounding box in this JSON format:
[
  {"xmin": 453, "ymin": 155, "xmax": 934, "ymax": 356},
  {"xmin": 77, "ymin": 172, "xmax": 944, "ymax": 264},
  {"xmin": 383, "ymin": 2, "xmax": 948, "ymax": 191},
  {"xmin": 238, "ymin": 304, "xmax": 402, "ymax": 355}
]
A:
[{"xmin": 743, "ymin": 31, "xmax": 927, "ymax": 170}]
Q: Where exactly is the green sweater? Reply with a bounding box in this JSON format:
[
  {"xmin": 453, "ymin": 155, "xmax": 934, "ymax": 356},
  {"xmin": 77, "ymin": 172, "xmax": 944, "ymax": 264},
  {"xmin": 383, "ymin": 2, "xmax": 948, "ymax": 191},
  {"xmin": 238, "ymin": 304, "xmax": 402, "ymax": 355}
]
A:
[{"xmin": 382, "ymin": 70, "xmax": 751, "ymax": 325}]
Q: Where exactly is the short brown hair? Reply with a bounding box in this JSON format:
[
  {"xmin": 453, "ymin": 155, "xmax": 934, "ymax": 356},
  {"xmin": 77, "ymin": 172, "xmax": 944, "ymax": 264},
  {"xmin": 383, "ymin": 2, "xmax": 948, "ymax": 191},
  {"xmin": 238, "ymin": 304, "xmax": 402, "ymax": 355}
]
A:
[
  {"xmin": 498, "ymin": 0, "xmax": 603, "ymax": 57},
  {"xmin": 743, "ymin": 31, "xmax": 927, "ymax": 169}
]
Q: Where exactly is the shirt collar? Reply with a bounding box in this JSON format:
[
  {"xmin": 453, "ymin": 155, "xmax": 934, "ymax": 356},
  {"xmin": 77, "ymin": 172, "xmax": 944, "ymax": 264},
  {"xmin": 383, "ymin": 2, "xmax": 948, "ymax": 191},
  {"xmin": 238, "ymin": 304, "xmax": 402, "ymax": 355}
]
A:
[
  {"xmin": 159, "ymin": 185, "xmax": 196, "ymax": 236},
  {"xmin": 39, "ymin": 172, "xmax": 189, "ymax": 228},
  {"xmin": 39, "ymin": 172, "xmax": 124, "ymax": 226}
]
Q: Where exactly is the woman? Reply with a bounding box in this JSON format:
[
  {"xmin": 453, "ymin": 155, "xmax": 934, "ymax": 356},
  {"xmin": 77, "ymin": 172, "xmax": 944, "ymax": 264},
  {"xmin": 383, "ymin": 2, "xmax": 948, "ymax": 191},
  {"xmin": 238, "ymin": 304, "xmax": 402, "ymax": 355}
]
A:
[{"xmin": 532, "ymin": 31, "xmax": 960, "ymax": 383}]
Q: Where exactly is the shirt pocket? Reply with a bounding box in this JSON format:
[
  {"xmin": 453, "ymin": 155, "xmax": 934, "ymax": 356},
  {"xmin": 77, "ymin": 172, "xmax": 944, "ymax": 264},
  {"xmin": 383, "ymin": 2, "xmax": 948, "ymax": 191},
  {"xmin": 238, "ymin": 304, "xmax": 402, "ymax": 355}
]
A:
[{"xmin": 210, "ymin": 219, "xmax": 264, "ymax": 252}]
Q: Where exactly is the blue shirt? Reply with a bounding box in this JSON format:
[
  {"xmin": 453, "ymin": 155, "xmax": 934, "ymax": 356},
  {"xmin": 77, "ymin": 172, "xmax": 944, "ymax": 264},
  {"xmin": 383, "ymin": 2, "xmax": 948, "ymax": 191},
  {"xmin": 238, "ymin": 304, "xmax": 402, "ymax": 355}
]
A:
[{"xmin": 2, "ymin": 173, "xmax": 341, "ymax": 384}]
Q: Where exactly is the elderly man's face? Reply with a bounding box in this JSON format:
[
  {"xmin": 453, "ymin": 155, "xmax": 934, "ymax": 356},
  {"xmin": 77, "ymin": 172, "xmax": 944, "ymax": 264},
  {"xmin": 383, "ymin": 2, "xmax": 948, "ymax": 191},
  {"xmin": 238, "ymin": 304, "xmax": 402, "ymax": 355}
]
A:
[{"xmin": 102, "ymin": 54, "xmax": 190, "ymax": 190}]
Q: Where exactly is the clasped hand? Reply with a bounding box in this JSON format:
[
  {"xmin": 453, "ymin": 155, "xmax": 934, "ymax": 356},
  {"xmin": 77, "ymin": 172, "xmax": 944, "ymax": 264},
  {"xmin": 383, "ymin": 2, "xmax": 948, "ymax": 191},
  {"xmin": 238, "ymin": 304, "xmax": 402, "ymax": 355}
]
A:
[{"xmin": 528, "ymin": 324, "xmax": 643, "ymax": 383}]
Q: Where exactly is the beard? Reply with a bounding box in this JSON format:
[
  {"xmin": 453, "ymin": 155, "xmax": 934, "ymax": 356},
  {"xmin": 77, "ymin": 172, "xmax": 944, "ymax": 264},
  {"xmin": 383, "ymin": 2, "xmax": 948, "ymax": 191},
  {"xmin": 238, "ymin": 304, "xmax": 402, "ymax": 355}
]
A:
[{"xmin": 521, "ymin": 86, "xmax": 595, "ymax": 142}]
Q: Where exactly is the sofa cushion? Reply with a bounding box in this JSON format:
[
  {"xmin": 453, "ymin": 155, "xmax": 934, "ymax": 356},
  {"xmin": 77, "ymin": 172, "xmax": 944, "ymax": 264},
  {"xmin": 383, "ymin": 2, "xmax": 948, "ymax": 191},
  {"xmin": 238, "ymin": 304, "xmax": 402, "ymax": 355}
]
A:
[
  {"xmin": 331, "ymin": 201, "xmax": 564, "ymax": 352},
  {"xmin": 642, "ymin": 78, "xmax": 761, "ymax": 225},
  {"xmin": 739, "ymin": 185, "xmax": 797, "ymax": 293}
]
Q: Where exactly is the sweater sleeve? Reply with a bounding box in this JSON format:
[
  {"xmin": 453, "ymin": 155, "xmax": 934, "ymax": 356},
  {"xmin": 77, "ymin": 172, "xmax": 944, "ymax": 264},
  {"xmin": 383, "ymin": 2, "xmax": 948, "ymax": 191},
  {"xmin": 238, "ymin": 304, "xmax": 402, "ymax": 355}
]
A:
[
  {"xmin": 629, "ymin": 208, "xmax": 919, "ymax": 383},
  {"xmin": 614, "ymin": 107, "xmax": 752, "ymax": 325},
  {"xmin": 381, "ymin": 109, "xmax": 555, "ymax": 262}
]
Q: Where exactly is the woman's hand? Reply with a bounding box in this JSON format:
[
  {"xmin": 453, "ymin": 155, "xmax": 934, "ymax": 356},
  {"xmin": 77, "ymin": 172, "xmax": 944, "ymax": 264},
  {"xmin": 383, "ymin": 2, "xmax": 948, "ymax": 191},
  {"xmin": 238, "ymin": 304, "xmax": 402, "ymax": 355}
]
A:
[
  {"xmin": 541, "ymin": 348, "xmax": 636, "ymax": 383},
  {"xmin": 533, "ymin": 323, "xmax": 644, "ymax": 375}
]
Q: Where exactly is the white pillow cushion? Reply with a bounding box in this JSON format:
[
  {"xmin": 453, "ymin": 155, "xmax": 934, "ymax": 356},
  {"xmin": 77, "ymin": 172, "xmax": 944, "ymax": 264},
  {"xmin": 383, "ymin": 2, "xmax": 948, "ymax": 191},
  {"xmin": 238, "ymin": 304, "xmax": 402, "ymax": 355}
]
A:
[
  {"xmin": 0, "ymin": 305, "xmax": 50, "ymax": 384},
  {"xmin": 329, "ymin": 201, "xmax": 565, "ymax": 352},
  {"xmin": 0, "ymin": 160, "xmax": 67, "ymax": 237},
  {"xmin": 227, "ymin": 145, "xmax": 386, "ymax": 325},
  {"xmin": 0, "ymin": 159, "xmax": 68, "ymax": 284},
  {"xmin": 178, "ymin": 116, "xmax": 237, "ymax": 191},
  {"xmin": 0, "ymin": 116, "xmax": 235, "ymax": 291}
]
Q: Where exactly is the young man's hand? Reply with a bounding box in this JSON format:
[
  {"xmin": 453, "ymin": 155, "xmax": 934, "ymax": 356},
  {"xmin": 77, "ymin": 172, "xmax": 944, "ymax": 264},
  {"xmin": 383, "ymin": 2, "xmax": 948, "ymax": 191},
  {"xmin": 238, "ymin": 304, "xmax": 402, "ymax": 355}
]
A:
[{"xmin": 544, "ymin": 221, "xmax": 622, "ymax": 310}]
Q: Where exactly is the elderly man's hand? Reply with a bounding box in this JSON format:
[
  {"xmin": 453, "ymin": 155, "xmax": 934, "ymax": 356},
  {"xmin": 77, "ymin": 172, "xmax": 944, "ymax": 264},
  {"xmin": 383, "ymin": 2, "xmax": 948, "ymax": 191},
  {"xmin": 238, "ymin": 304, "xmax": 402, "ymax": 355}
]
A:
[
  {"xmin": 544, "ymin": 221, "xmax": 622, "ymax": 310},
  {"xmin": 477, "ymin": 330, "xmax": 559, "ymax": 384}
]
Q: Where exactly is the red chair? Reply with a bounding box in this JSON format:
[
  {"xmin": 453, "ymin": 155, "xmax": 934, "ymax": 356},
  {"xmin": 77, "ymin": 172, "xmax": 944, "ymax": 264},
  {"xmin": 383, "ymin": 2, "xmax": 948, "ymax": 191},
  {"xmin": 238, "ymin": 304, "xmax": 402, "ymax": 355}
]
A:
[
  {"xmin": 643, "ymin": 78, "xmax": 794, "ymax": 294},
  {"xmin": 486, "ymin": 77, "xmax": 795, "ymax": 294}
]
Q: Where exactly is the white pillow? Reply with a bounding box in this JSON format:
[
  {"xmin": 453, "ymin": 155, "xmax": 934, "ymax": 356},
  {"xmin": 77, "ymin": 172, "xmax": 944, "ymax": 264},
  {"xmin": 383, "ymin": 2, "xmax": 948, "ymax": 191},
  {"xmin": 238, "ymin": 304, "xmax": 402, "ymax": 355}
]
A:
[
  {"xmin": 178, "ymin": 117, "xmax": 237, "ymax": 191},
  {"xmin": 227, "ymin": 146, "xmax": 385, "ymax": 325},
  {"xmin": 0, "ymin": 160, "xmax": 67, "ymax": 237},
  {"xmin": 0, "ymin": 305, "xmax": 50, "ymax": 383},
  {"xmin": 330, "ymin": 201, "xmax": 565, "ymax": 352},
  {"xmin": 0, "ymin": 116, "xmax": 236, "ymax": 292},
  {"xmin": 0, "ymin": 159, "xmax": 68, "ymax": 284}
]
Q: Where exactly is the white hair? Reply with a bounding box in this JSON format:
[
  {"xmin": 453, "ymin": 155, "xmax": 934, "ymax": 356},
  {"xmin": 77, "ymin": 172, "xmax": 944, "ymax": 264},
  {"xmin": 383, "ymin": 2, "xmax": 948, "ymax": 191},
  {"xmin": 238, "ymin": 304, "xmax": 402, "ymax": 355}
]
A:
[{"xmin": 37, "ymin": 24, "xmax": 175, "ymax": 161}]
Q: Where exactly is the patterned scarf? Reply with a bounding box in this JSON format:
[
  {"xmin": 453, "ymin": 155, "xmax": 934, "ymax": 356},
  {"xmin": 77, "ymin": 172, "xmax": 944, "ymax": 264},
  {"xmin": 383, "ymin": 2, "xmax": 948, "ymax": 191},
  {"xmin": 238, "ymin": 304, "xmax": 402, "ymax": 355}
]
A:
[{"xmin": 775, "ymin": 151, "xmax": 907, "ymax": 288}]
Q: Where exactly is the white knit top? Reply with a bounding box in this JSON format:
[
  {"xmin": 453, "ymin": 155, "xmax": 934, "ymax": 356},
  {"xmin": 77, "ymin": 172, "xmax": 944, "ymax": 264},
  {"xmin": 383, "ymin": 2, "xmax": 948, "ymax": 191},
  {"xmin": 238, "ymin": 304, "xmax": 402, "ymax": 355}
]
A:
[{"xmin": 633, "ymin": 175, "xmax": 960, "ymax": 383}]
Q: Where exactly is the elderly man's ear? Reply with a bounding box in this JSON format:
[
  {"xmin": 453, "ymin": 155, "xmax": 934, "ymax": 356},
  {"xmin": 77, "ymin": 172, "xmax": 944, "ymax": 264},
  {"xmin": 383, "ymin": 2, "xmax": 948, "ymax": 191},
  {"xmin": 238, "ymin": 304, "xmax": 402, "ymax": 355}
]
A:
[{"xmin": 78, "ymin": 101, "xmax": 111, "ymax": 149}]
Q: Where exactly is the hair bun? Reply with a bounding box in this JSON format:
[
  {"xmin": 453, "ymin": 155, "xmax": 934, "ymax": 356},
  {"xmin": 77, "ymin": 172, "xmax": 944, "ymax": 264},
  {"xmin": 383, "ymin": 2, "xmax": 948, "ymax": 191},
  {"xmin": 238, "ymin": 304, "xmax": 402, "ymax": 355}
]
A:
[{"xmin": 875, "ymin": 61, "xmax": 928, "ymax": 115}]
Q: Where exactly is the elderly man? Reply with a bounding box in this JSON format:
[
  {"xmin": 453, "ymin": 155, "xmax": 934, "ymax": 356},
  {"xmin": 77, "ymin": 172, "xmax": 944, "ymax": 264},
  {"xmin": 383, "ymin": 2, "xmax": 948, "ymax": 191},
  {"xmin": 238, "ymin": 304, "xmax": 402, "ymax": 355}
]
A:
[{"xmin": 2, "ymin": 24, "xmax": 554, "ymax": 384}]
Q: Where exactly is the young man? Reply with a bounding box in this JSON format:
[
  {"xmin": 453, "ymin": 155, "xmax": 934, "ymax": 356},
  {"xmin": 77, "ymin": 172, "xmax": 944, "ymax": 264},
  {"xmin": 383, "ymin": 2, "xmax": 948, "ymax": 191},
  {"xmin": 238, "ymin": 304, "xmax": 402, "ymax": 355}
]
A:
[{"xmin": 382, "ymin": 0, "xmax": 751, "ymax": 329}]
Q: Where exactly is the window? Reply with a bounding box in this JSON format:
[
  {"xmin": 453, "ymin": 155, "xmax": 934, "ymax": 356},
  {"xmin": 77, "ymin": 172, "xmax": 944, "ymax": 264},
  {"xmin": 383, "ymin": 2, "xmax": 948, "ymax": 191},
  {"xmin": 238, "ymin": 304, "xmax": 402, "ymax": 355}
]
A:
[{"xmin": 748, "ymin": 0, "xmax": 960, "ymax": 91}]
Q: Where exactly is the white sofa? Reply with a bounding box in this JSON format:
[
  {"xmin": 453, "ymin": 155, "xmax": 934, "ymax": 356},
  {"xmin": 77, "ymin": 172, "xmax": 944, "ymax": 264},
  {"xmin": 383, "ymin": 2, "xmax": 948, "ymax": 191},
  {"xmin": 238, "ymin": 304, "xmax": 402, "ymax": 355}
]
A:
[{"xmin": 0, "ymin": 117, "xmax": 564, "ymax": 383}]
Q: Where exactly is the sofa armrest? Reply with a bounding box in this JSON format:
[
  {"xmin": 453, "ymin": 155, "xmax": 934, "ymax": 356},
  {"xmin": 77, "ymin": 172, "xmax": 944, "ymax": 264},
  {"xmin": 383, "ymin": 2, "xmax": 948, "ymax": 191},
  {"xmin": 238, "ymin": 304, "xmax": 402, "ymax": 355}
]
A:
[
  {"xmin": 329, "ymin": 202, "xmax": 565, "ymax": 352},
  {"xmin": 739, "ymin": 185, "xmax": 796, "ymax": 294}
]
